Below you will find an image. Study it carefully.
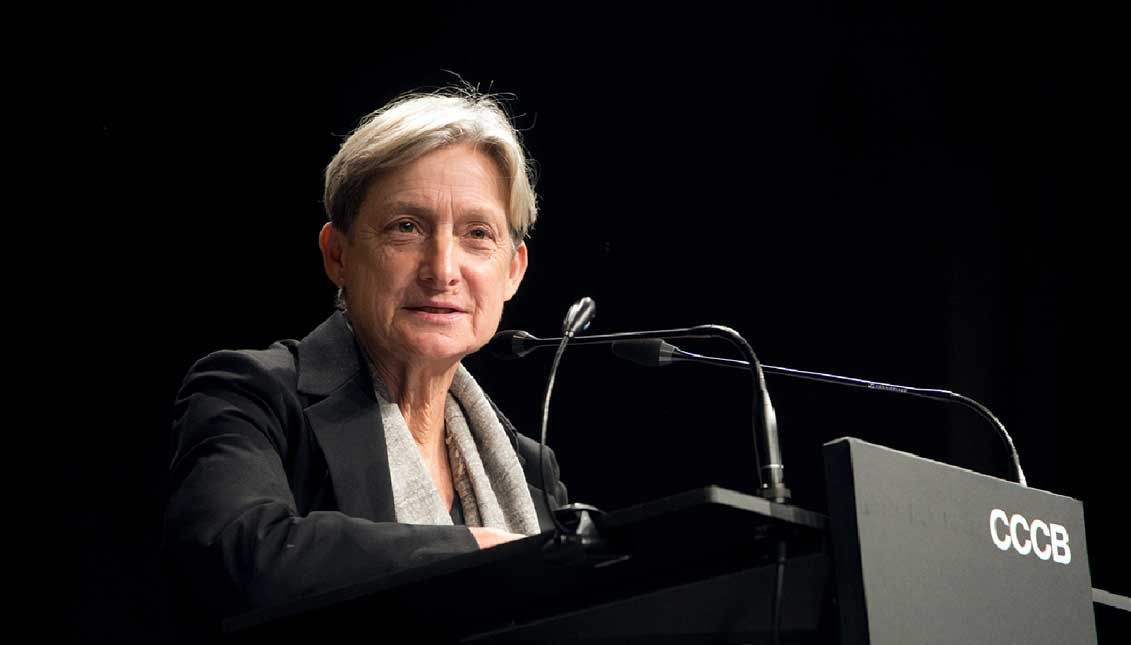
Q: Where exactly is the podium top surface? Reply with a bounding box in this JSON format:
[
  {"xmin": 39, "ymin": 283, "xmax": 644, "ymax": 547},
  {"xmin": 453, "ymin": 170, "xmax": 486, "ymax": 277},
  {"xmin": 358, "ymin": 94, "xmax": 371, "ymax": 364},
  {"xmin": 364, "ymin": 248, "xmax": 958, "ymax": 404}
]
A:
[{"xmin": 224, "ymin": 486, "xmax": 828, "ymax": 639}]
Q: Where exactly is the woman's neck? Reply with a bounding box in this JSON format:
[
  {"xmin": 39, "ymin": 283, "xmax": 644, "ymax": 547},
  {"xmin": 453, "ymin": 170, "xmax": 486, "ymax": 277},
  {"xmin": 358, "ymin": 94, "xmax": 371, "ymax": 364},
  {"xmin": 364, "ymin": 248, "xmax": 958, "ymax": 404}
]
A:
[{"xmin": 372, "ymin": 356, "xmax": 459, "ymax": 451}]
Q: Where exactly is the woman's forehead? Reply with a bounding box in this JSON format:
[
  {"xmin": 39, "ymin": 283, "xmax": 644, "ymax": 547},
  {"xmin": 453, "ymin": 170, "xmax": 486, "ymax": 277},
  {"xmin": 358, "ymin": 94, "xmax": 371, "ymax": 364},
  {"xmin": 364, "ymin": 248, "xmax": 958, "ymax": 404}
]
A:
[
  {"xmin": 362, "ymin": 147, "xmax": 509, "ymax": 221},
  {"xmin": 370, "ymin": 198, "xmax": 507, "ymax": 224}
]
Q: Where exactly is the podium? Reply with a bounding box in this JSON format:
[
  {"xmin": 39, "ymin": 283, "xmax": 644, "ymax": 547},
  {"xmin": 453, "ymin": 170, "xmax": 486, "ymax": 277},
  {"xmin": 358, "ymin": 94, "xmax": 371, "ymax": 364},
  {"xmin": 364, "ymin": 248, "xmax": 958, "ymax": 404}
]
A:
[
  {"xmin": 824, "ymin": 438, "xmax": 1098, "ymax": 644},
  {"xmin": 224, "ymin": 488, "xmax": 831, "ymax": 643},
  {"xmin": 221, "ymin": 438, "xmax": 1104, "ymax": 643}
]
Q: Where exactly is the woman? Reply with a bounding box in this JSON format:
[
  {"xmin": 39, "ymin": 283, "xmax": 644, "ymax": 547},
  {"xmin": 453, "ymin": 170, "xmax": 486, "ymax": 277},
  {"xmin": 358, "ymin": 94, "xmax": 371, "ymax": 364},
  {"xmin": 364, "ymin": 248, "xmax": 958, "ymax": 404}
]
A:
[{"xmin": 163, "ymin": 89, "xmax": 568, "ymax": 620}]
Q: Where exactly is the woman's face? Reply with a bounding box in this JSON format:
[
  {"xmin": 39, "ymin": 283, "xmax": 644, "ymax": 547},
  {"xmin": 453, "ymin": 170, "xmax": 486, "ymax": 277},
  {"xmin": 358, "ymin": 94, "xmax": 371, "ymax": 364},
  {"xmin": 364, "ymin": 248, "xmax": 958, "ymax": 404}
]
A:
[{"xmin": 320, "ymin": 144, "xmax": 527, "ymax": 371}]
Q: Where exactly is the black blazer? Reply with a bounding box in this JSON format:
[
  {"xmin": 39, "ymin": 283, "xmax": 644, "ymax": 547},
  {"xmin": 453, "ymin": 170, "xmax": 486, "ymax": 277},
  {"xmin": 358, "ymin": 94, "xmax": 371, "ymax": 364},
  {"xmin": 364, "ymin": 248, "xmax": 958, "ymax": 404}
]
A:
[{"xmin": 163, "ymin": 312, "xmax": 568, "ymax": 618}]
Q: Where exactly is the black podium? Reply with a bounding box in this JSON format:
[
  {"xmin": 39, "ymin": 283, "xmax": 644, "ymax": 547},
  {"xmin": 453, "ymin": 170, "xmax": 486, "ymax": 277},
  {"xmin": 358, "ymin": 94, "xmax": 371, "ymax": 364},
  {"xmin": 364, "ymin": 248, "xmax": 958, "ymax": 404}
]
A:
[
  {"xmin": 222, "ymin": 438, "xmax": 1105, "ymax": 644},
  {"xmin": 824, "ymin": 438, "xmax": 1098, "ymax": 645},
  {"xmin": 224, "ymin": 487, "xmax": 830, "ymax": 643}
]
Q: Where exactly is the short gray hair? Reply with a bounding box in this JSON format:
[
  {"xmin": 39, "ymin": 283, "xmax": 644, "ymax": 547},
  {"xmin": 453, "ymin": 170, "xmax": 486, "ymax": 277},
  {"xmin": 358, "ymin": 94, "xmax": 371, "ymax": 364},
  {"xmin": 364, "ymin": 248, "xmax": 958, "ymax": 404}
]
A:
[{"xmin": 323, "ymin": 87, "xmax": 539, "ymax": 242}]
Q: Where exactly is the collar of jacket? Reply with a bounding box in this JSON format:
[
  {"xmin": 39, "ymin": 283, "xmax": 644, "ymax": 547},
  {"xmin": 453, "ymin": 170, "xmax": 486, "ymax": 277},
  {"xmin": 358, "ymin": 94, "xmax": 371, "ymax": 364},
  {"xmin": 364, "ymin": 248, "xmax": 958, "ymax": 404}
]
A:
[{"xmin": 292, "ymin": 311, "xmax": 525, "ymax": 521}]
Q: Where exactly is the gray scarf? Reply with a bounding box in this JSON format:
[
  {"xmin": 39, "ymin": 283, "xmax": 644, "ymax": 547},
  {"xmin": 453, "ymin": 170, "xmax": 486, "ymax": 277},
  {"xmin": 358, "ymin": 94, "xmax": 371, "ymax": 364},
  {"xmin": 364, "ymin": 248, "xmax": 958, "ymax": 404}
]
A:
[{"xmin": 367, "ymin": 361, "xmax": 541, "ymax": 535}]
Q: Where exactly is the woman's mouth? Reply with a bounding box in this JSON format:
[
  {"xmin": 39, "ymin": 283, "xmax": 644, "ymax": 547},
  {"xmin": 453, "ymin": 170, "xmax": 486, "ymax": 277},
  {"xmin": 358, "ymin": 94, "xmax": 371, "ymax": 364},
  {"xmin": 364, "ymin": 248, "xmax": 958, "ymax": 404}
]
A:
[{"xmin": 404, "ymin": 306, "xmax": 466, "ymax": 322}]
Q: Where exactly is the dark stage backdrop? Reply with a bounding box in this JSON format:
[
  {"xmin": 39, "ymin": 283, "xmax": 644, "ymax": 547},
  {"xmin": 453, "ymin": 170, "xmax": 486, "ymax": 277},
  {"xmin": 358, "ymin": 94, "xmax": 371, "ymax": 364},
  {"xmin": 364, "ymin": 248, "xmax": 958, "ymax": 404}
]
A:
[{"xmin": 75, "ymin": 4, "xmax": 1122, "ymax": 642}]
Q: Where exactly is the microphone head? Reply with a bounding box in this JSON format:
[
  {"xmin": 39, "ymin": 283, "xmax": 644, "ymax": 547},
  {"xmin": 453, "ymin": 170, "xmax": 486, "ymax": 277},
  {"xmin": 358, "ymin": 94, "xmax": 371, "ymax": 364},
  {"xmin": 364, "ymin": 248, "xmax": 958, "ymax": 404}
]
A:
[
  {"xmin": 611, "ymin": 339, "xmax": 677, "ymax": 367},
  {"xmin": 562, "ymin": 296, "xmax": 597, "ymax": 337},
  {"xmin": 486, "ymin": 329, "xmax": 538, "ymax": 359}
]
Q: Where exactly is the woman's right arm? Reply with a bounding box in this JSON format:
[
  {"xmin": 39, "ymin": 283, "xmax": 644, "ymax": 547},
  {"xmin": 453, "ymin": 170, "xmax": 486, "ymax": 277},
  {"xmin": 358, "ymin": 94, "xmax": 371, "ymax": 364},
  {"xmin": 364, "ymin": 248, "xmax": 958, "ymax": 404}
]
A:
[{"xmin": 163, "ymin": 350, "xmax": 480, "ymax": 617}]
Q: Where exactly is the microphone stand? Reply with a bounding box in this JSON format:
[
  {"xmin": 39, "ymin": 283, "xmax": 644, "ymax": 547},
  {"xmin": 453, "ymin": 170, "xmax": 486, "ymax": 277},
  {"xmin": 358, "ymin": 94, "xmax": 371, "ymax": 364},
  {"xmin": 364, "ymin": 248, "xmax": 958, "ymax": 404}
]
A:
[
  {"xmin": 539, "ymin": 298, "xmax": 611, "ymax": 549},
  {"xmin": 498, "ymin": 326, "xmax": 791, "ymax": 504}
]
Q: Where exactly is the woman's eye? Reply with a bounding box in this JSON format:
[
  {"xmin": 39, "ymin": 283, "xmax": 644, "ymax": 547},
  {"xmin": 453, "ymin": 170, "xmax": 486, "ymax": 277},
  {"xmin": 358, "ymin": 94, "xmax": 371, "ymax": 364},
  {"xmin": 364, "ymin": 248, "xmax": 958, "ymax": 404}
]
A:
[{"xmin": 469, "ymin": 227, "xmax": 493, "ymax": 240}]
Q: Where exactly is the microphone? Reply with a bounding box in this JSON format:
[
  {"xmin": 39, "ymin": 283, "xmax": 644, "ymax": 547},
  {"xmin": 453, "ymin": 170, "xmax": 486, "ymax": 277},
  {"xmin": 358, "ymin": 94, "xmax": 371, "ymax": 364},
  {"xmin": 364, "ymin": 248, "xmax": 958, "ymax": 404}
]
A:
[
  {"xmin": 539, "ymin": 297, "xmax": 606, "ymax": 544},
  {"xmin": 487, "ymin": 325, "xmax": 791, "ymax": 503},
  {"xmin": 484, "ymin": 295, "xmax": 596, "ymax": 359},
  {"xmin": 611, "ymin": 339, "xmax": 1028, "ymax": 487},
  {"xmin": 486, "ymin": 330, "xmax": 539, "ymax": 359},
  {"xmin": 489, "ymin": 328, "xmax": 733, "ymax": 356},
  {"xmin": 562, "ymin": 296, "xmax": 597, "ymax": 337},
  {"xmin": 611, "ymin": 338, "xmax": 680, "ymax": 366}
]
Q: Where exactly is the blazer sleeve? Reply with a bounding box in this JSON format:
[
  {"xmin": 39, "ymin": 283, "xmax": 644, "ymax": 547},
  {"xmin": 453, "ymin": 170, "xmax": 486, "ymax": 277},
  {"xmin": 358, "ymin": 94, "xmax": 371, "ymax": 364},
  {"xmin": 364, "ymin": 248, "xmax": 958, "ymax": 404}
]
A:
[
  {"xmin": 162, "ymin": 350, "xmax": 479, "ymax": 617},
  {"xmin": 548, "ymin": 446, "xmax": 569, "ymax": 508}
]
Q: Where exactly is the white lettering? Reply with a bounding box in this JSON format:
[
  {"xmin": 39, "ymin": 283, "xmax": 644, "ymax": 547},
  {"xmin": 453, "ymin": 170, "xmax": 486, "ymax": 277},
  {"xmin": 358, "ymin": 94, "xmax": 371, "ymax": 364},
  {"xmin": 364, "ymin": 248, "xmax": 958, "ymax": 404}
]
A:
[
  {"xmin": 990, "ymin": 509, "xmax": 1012, "ymax": 550},
  {"xmin": 1010, "ymin": 514, "xmax": 1032, "ymax": 555},
  {"xmin": 1029, "ymin": 520, "xmax": 1051, "ymax": 560},
  {"xmin": 1050, "ymin": 523, "xmax": 1072, "ymax": 564},
  {"xmin": 989, "ymin": 509, "xmax": 1071, "ymax": 565}
]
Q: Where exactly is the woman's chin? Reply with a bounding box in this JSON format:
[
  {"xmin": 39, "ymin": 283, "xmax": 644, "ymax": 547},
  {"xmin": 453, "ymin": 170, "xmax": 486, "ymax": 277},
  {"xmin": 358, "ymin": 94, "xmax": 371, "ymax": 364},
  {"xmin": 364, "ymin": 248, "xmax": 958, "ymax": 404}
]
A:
[{"xmin": 398, "ymin": 335, "xmax": 474, "ymax": 365}]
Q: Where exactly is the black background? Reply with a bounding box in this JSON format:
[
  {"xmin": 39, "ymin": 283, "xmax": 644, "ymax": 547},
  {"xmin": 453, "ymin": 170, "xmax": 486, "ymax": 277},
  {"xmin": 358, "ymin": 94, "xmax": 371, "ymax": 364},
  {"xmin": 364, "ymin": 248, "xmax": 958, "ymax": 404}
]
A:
[{"xmin": 72, "ymin": 3, "xmax": 1124, "ymax": 641}]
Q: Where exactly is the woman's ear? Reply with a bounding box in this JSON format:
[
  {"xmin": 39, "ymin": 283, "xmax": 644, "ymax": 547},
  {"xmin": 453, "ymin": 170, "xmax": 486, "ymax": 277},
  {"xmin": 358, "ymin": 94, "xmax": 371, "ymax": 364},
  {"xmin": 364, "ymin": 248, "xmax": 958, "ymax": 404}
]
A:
[
  {"xmin": 319, "ymin": 222, "xmax": 349, "ymax": 287},
  {"xmin": 504, "ymin": 241, "xmax": 529, "ymax": 301}
]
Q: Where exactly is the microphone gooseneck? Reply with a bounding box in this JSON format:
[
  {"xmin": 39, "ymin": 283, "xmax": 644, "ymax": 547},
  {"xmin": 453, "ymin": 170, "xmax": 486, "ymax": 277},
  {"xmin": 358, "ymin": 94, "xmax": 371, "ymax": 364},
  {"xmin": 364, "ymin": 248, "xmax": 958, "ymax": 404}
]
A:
[
  {"xmin": 612, "ymin": 338, "xmax": 1028, "ymax": 487},
  {"xmin": 539, "ymin": 335, "xmax": 572, "ymax": 537}
]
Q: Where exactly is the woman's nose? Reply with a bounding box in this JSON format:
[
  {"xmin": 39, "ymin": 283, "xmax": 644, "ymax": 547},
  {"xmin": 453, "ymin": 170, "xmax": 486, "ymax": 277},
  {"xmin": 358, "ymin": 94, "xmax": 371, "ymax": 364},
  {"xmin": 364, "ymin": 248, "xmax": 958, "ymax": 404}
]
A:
[{"xmin": 419, "ymin": 232, "xmax": 460, "ymax": 288}]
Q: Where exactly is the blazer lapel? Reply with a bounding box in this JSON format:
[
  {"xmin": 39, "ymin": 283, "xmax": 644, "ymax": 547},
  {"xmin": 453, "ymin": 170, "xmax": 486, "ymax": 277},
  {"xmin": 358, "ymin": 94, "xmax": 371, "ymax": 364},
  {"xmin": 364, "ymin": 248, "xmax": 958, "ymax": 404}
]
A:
[
  {"xmin": 293, "ymin": 311, "xmax": 553, "ymax": 528},
  {"xmin": 297, "ymin": 313, "xmax": 396, "ymax": 523},
  {"xmin": 305, "ymin": 380, "xmax": 395, "ymax": 522}
]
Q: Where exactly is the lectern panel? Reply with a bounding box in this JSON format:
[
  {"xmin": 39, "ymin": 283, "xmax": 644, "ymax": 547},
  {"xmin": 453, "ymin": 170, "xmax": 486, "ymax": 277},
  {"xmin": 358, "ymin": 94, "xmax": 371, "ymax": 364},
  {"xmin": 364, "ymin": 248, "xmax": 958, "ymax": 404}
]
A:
[{"xmin": 823, "ymin": 437, "xmax": 1096, "ymax": 645}]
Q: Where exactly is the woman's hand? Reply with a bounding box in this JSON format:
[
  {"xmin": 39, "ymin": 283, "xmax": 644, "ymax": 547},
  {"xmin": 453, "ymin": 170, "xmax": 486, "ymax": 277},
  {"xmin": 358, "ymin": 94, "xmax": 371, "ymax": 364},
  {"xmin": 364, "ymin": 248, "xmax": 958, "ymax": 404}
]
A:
[{"xmin": 469, "ymin": 527, "xmax": 526, "ymax": 549}]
